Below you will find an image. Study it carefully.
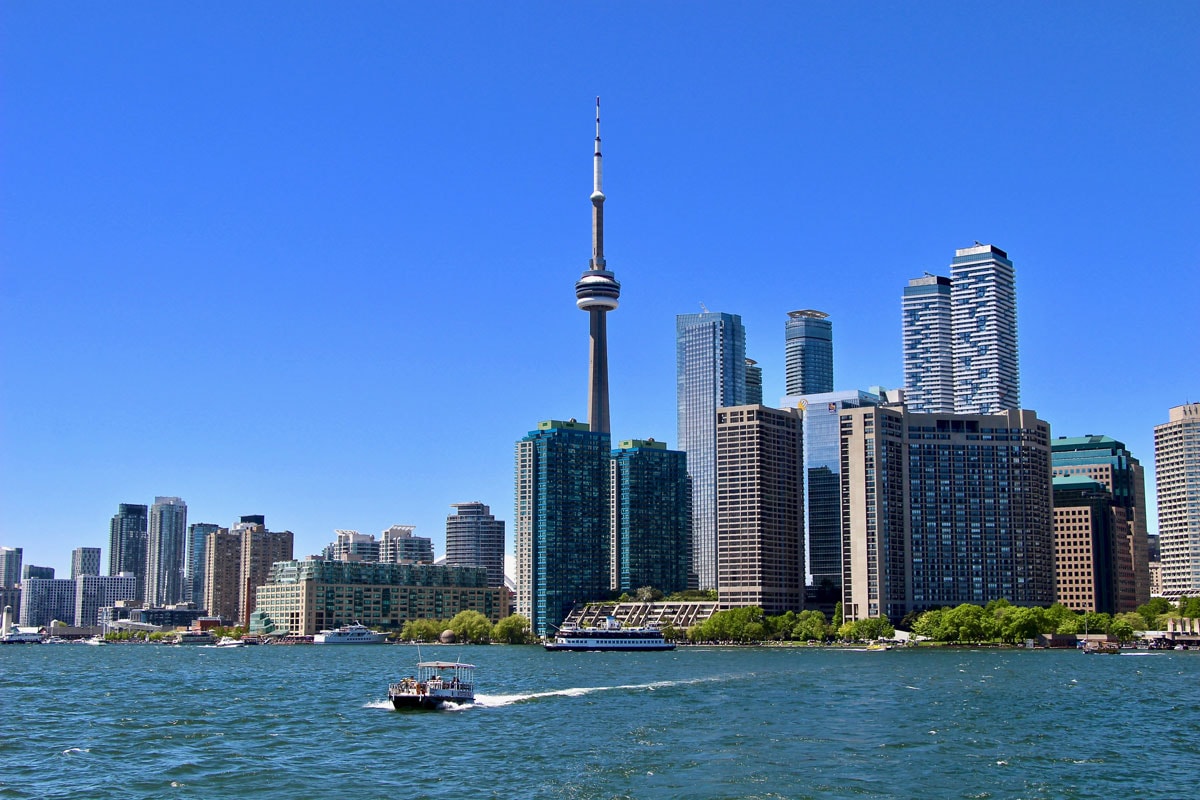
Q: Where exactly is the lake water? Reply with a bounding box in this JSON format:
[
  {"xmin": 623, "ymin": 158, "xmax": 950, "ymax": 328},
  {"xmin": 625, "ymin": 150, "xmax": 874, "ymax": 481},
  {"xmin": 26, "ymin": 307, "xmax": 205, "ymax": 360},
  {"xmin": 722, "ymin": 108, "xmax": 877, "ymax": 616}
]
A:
[{"xmin": 1, "ymin": 644, "xmax": 1196, "ymax": 799}]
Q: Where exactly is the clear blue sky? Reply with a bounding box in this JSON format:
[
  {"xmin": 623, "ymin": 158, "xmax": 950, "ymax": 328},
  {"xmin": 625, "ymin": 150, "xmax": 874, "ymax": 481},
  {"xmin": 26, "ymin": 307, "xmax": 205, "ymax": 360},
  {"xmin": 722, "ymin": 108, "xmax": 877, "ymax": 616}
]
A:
[{"xmin": 3, "ymin": 3, "xmax": 1197, "ymax": 575}]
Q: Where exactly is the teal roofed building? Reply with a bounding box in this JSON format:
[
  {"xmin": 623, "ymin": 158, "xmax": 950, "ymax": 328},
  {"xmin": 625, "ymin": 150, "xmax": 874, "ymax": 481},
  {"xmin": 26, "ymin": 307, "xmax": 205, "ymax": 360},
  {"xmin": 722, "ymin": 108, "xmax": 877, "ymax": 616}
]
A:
[
  {"xmin": 611, "ymin": 439, "xmax": 690, "ymax": 596},
  {"xmin": 515, "ymin": 420, "xmax": 611, "ymax": 637}
]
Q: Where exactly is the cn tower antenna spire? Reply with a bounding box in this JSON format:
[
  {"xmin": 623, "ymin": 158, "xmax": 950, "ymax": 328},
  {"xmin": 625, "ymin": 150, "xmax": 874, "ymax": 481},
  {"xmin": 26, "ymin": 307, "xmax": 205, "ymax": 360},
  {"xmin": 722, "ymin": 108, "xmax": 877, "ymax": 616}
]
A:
[{"xmin": 575, "ymin": 97, "xmax": 620, "ymax": 435}]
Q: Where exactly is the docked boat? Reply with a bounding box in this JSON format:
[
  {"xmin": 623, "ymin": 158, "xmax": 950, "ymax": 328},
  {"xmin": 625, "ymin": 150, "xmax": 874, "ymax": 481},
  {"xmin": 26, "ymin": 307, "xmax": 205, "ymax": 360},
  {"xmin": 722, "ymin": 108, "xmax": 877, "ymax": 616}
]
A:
[
  {"xmin": 0, "ymin": 628, "xmax": 45, "ymax": 645},
  {"xmin": 1082, "ymin": 640, "xmax": 1120, "ymax": 654},
  {"xmin": 314, "ymin": 623, "xmax": 386, "ymax": 644},
  {"xmin": 175, "ymin": 631, "xmax": 216, "ymax": 645},
  {"xmin": 388, "ymin": 661, "xmax": 476, "ymax": 710},
  {"xmin": 544, "ymin": 617, "xmax": 675, "ymax": 652}
]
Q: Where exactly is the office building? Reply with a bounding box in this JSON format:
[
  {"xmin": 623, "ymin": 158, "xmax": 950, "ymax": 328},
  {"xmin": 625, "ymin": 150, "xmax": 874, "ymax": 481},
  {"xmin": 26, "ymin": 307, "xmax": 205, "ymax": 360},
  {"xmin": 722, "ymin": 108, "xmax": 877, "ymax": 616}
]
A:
[
  {"xmin": 146, "ymin": 496, "xmax": 188, "ymax": 607},
  {"xmin": 745, "ymin": 359, "xmax": 763, "ymax": 405},
  {"xmin": 574, "ymin": 98, "xmax": 621, "ymax": 436},
  {"xmin": 840, "ymin": 407, "xmax": 1054, "ymax": 622},
  {"xmin": 22, "ymin": 565, "xmax": 54, "ymax": 581},
  {"xmin": 185, "ymin": 523, "xmax": 219, "ymax": 605},
  {"xmin": 74, "ymin": 573, "xmax": 137, "ymax": 627},
  {"xmin": 781, "ymin": 389, "xmax": 881, "ymax": 602},
  {"xmin": 1052, "ymin": 477, "xmax": 1126, "ymax": 614},
  {"xmin": 379, "ymin": 525, "xmax": 434, "ymax": 564},
  {"xmin": 902, "ymin": 275, "xmax": 954, "ymax": 413},
  {"xmin": 239, "ymin": 520, "xmax": 294, "ymax": 627},
  {"xmin": 109, "ymin": 503, "xmax": 148, "ymax": 601},
  {"xmin": 1051, "ymin": 435, "xmax": 1149, "ymax": 609},
  {"xmin": 19, "ymin": 578, "xmax": 76, "ymax": 628},
  {"xmin": 0, "ymin": 546, "xmax": 22, "ymax": 589},
  {"xmin": 203, "ymin": 527, "xmax": 241, "ymax": 623},
  {"xmin": 1156, "ymin": 403, "xmax": 1200, "ymax": 599},
  {"xmin": 715, "ymin": 405, "xmax": 804, "ymax": 614},
  {"xmin": 515, "ymin": 419, "xmax": 611, "ymax": 637},
  {"xmin": 445, "ymin": 503, "xmax": 506, "ymax": 588},
  {"xmin": 677, "ymin": 311, "xmax": 748, "ymax": 589},
  {"xmin": 71, "ymin": 547, "xmax": 101, "ymax": 580},
  {"xmin": 784, "ymin": 310, "xmax": 833, "ymax": 396},
  {"xmin": 950, "ymin": 244, "xmax": 1020, "ymax": 414},
  {"xmin": 610, "ymin": 439, "xmax": 690, "ymax": 595},
  {"xmin": 0, "ymin": 588, "xmax": 20, "ymax": 624},
  {"xmin": 250, "ymin": 559, "xmax": 505, "ymax": 636}
]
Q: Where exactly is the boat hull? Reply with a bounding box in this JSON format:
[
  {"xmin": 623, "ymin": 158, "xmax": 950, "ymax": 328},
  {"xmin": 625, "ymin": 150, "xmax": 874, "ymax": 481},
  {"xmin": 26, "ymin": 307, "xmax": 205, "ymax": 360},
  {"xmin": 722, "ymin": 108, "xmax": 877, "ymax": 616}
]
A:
[
  {"xmin": 544, "ymin": 642, "xmax": 675, "ymax": 652},
  {"xmin": 389, "ymin": 693, "xmax": 473, "ymax": 711}
]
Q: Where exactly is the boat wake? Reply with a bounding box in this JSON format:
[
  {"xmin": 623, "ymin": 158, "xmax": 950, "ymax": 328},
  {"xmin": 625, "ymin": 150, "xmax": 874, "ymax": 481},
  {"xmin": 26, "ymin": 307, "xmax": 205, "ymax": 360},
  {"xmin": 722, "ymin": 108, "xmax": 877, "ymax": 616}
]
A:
[{"xmin": 475, "ymin": 676, "xmax": 720, "ymax": 708}]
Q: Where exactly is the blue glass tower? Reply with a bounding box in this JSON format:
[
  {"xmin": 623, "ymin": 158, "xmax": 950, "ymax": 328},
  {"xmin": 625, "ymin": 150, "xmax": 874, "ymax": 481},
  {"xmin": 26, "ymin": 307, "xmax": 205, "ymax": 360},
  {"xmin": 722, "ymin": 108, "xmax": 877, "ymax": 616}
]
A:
[
  {"xmin": 611, "ymin": 439, "xmax": 690, "ymax": 595},
  {"xmin": 784, "ymin": 310, "xmax": 833, "ymax": 396},
  {"xmin": 676, "ymin": 311, "xmax": 747, "ymax": 589},
  {"xmin": 515, "ymin": 420, "xmax": 611, "ymax": 637}
]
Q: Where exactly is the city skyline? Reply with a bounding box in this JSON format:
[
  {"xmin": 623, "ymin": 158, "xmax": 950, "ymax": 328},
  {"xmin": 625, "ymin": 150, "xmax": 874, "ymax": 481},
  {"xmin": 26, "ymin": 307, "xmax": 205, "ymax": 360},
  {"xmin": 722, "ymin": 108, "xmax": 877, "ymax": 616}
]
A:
[{"xmin": 2, "ymin": 6, "xmax": 1198, "ymax": 573}]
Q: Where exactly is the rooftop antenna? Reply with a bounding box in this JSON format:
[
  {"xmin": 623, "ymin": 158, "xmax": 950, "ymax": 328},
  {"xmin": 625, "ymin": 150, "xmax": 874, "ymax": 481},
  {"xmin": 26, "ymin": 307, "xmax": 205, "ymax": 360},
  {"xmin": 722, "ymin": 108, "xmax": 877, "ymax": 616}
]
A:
[{"xmin": 699, "ymin": 302, "xmax": 709, "ymax": 313}]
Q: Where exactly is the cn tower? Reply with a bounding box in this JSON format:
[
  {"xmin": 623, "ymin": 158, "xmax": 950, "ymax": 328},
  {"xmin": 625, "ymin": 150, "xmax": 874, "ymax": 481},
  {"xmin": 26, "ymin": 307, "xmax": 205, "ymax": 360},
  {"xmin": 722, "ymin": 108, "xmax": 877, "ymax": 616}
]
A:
[{"xmin": 574, "ymin": 97, "xmax": 621, "ymax": 435}]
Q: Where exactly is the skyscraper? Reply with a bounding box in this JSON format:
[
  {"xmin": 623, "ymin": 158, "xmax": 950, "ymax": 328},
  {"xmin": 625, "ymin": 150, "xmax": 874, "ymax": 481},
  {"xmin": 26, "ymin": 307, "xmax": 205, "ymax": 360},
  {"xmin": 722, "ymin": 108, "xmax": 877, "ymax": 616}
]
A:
[
  {"xmin": 574, "ymin": 98, "xmax": 621, "ymax": 436},
  {"xmin": 204, "ymin": 527, "xmax": 241, "ymax": 622},
  {"xmin": 784, "ymin": 310, "xmax": 833, "ymax": 396},
  {"xmin": 74, "ymin": 573, "xmax": 137, "ymax": 627},
  {"xmin": 19, "ymin": 578, "xmax": 75, "ymax": 628},
  {"xmin": 379, "ymin": 525, "xmax": 434, "ymax": 564},
  {"xmin": 1052, "ymin": 477, "xmax": 1126, "ymax": 615},
  {"xmin": 146, "ymin": 496, "xmax": 188, "ymax": 607},
  {"xmin": 186, "ymin": 523, "xmax": 219, "ymax": 605},
  {"xmin": 715, "ymin": 405, "xmax": 804, "ymax": 614},
  {"xmin": 71, "ymin": 547, "xmax": 101, "ymax": 580},
  {"xmin": 445, "ymin": 503, "xmax": 506, "ymax": 588},
  {"xmin": 902, "ymin": 275, "xmax": 954, "ymax": 413},
  {"xmin": 515, "ymin": 419, "xmax": 611, "ymax": 637},
  {"xmin": 950, "ymin": 244, "xmax": 1020, "ymax": 414},
  {"xmin": 108, "ymin": 503, "xmax": 148, "ymax": 601},
  {"xmin": 0, "ymin": 547, "xmax": 22, "ymax": 589},
  {"xmin": 22, "ymin": 565, "xmax": 54, "ymax": 581},
  {"xmin": 677, "ymin": 311, "xmax": 747, "ymax": 590},
  {"xmin": 744, "ymin": 359, "xmax": 763, "ymax": 405},
  {"xmin": 1051, "ymin": 435, "xmax": 1150, "ymax": 609},
  {"xmin": 238, "ymin": 519, "xmax": 293, "ymax": 627},
  {"xmin": 610, "ymin": 439, "xmax": 690, "ymax": 595},
  {"xmin": 1155, "ymin": 403, "xmax": 1200, "ymax": 599}
]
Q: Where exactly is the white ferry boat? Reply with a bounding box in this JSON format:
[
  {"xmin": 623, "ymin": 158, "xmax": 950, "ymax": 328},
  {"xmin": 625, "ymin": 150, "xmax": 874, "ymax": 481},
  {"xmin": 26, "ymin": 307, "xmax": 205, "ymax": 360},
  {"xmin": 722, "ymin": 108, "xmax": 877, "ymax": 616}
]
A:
[
  {"xmin": 388, "ymin": 660, "xmax": 476, "ymax": 710},
  {"xmin": 544, "ymin": 617, "xmax": 675, "ymax": 652},
  {"xmin": 313, "ymin": 623, "xmax": 386, "ymax": 644}
]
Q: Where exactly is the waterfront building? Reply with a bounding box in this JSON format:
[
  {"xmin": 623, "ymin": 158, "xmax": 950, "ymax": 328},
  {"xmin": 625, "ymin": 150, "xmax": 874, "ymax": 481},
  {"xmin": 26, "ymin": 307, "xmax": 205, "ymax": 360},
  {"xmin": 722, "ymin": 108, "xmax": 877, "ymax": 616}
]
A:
[
  {"xmin": 784, "ymin": 310, "xmax": 833, "ymax": 396},
  {"xmin": 1051, "ymin": 435, "xmax": 1149, "ymax": 609},
  {"xmin": 74, "ymin": 573, "xmax": 137, "ymax": 627},
  {"xmin": 238, "ymin": 520, "xmax": 293, "ymax": 627},
  {"xmin": 840, "ymin": 407, "xmax": 1054, "ymax": 622},
  {"xmin": 902, "ymin": 275, "xmax": 954, "ymax": 413},
  {"xmin": 950, "ymin": 244, "xmax": 1020, "ymax": 414},
  {"xmin": 0, "ymin": 588, "xmax": 20, "ymax": 623},
  {"xmin": 781, "ymin": 389, "xmax": 881, "ymax": 602},
  {"xmin": 1156, "ymin": 403, "xmax": 1200, "ymax": 599},
  {"xmin": 445, "ymin": 503, "xmax": 506, "ymax": 588},
  {"xmin": 1051, "ymin": 477, "xmax": 1126, "ymax": 614},
  {"xmin": 185, "ymin": 523, "xmax": 219, "ymax": 605},
  {"xmin": 574, "ymin": 98, "xmax": 620, "ymax": 436},
  {"xmin": 677, "ymin": 311, "xmax": 748, "ymax": 589},
  {"xmin": 379, "ymin": 525, "xmax": 434, "ymax": 565},
  {"xmin": 250, "ymin": 559, "xmax": 504, "ymax": 636},
  {"xmin": 715, "ymin": 405, "xmax": 804, "ymax": 614},
  {"xmin": 745, "ymin": 359, "xmax": 763, "ymax": 405},
  {"xmin": 515, "ymin": 419, "xmax": 611, "ymax": 637},
  {"xmin": 323, "ymin": 530, "xmax": 381, "ymax": 562},
  {"xmin": 1148, "ymin": 534, "xmax": 1163, "ymax": 597},
  {"xmin": 0, "ymin": 547, "xmax": 22, "ymax": 589},
  {"xmin": 203, "ymin": 527, "xmax": 240, "ymax": 623},
  {"xmin": 131, "ymin": 604, "xmax": 203, "ymax": 629},
  {"xmin": 109, "ymin": 503, "xmax": 148, "ymax": 601},
  {"xmin": 19, "ymin": 578, "xmax": 76, "ymax": 628},
  {"xmin": 610, "ymin": 439, "xmax": 691, "ymax": 595},
  {"xmin": 146, "ymin": 496, "xmax": 188, "ymax": 607},
  {"xmin": 22, "ymin": 565, "xmax": 54, "ymax": 581},
  {"xmin": 71, "ymin": 547, "xmax": 101, "ymax": 580}
]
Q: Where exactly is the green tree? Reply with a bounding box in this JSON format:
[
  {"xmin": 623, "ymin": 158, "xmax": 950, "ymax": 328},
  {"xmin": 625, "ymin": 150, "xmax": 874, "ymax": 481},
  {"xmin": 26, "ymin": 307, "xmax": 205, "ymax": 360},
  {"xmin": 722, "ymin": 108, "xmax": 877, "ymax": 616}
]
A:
[
  {"xmin": 767, "ymin": 611, "xmax": 798, "ymax": 641},
  {"xmin": 635, "ymin": 586, "xmax": 664, "ymax": 602},
  {"xmin": 1109, "ymin": 618, "xmax": 1136, "ymax": 643},
  {"xmin": 791, "ymin": 610, "xmax": 828, "ymax": 642},
  {"xmin": 849, "ymin": 616, "xmax": 895, "ymax": 641},
  {"xmin": 448, "ymin": 610, "xmax": 493, "ymax": 644},
  {"xmin": 912, "ymin": 609, "xmax": 944, "ymax": 640},
  {"xmin": 998, "ymin": 606, "xmax": 1045, "ymax": 644},
  {"xmin": 492, "ymin": 614, "xmax": 533, "ymax": 644},
  {"xmin": 832, "ymin": 601, "xmax": 844, "ymax": 629},
  {"xmin": 400, "ymin": 618, "xmax": 445, "ymax": 642},
  {"xmin": 1182, "ymin": 597, "xmax": 1200, "ymax": 618},
  {"xmin": 1137, "ymin": 598, "xmax": 1171, "ymax": 629}
]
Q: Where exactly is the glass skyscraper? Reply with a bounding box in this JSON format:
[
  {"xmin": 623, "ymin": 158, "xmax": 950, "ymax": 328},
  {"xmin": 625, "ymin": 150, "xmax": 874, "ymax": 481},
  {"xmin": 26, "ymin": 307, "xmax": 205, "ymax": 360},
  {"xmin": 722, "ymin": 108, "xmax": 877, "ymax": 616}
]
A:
[
  {"xmin": 109, "ymin": 503, "xmax": 148, "ymax": 601},
  {"xmin": 784, "ymin": 310, "xmax": 833, "ymax": 396},
  {"xmin": 147, "ymin": 496, "xmax": 188, "ymax": 607},
  {"xmin": 610, "ymin": 439, "xmax": 690, "ymax": 595},
  {"xmin": 515, "ymin": 420, "xmax": 611, "ymax": 636},
  {"xmin": 676, "ymin": 312, "xmax": 747, "ymax": 590},
  {"xmin": 186, "ymin": 522, "xmax": 219, "ymax": 605},
  {"xmin": 902, "ymin": 275, "xmax": 954, "ymax": 413},
  {"xmin": 950, "ymin": 244, "xmax": 1020, "ymax": 414}
]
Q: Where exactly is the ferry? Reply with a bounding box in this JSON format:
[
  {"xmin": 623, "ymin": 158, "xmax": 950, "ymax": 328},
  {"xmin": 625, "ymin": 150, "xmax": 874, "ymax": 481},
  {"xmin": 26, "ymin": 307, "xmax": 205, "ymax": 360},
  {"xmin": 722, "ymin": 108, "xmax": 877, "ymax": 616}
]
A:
[
  {"xmin": 544, "ymin": 617, "xmax": 675, "ymax": 652},
  {"xmin": 388, "ymin": 661, "xmax": 476, "ymax": 710},
  {"xmin": 175, "ymin": 631, "xmax": 216, "ymax": 645},
  {"xmin": 313, "ymin": 623, "xmax": 386, "ymax": 644}
]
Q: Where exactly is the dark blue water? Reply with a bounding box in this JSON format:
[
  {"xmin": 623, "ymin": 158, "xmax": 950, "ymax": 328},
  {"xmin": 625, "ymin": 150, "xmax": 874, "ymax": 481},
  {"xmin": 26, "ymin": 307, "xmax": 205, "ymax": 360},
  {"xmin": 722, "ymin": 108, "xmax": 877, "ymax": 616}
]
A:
[{"xmin": 1, "ymin": 644, "xmax": 1195, "ymax": 799}]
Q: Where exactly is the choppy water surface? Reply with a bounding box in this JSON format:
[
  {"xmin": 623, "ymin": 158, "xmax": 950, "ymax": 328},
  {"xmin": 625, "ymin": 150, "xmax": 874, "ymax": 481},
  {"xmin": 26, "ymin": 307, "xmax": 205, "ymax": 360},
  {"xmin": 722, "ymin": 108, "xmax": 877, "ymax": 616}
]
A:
[{"xmin": 1, "ymin": 644, "xmax": 1196, "ymax": 799}]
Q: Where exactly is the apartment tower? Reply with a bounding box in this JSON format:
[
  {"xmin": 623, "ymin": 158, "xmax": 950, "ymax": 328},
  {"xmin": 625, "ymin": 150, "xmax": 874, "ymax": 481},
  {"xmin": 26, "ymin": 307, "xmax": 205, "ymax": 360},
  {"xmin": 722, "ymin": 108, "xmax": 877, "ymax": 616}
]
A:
[
  {"xmin": 445, "ymin": 503, "xmax": 506, "ymax": 588},
  {"xmin": 784, "ymin": 310, "xmax": 833, "ymax": 396},
  {"xmin": 1155, "ymin": 403, "xmax": 1200, "ymax": 599}
]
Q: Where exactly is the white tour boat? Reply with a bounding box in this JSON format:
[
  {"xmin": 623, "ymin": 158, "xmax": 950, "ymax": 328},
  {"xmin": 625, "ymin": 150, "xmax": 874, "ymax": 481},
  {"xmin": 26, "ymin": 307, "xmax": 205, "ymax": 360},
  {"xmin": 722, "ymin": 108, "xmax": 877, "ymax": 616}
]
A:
[
  {"xmin": 388, "ymin": 661, "xmax": 476, "ymax": 710},
  {"xmin": 313, "ymin": 623, "xmax": 386, "ymax": 644},
  {"xmin": 544, "ymin": 616, "xmax": 675, "ymax": 652}
]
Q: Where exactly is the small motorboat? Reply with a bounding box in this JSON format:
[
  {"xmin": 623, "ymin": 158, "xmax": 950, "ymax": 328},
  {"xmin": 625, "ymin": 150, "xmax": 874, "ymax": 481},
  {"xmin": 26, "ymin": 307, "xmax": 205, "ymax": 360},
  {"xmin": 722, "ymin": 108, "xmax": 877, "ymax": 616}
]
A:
[{"xmin": 388, "ymin": 660, "xmax": 475, "ymax": 710}]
